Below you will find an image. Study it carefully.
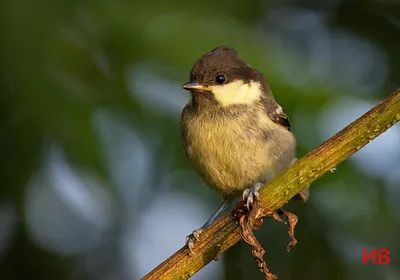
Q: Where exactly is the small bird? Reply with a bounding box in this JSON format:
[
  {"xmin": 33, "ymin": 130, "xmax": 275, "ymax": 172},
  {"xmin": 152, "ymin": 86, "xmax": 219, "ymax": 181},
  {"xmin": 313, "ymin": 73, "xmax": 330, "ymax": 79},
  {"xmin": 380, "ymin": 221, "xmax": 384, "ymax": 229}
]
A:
[{"xmin": 180, "ymin": 46, "xmax": 308, "ymax": 253}]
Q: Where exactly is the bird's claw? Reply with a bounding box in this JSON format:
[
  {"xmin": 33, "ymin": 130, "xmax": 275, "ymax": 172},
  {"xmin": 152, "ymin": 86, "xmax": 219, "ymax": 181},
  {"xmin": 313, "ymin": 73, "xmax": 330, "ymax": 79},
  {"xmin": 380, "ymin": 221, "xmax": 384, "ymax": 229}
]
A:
[
  {"xmin": 185, "ymin": 228, "xmax": 204, "ymax": 254},
  {"xmin": 242, "ymin": 182, "xmax": 263, "ymax": 211}
]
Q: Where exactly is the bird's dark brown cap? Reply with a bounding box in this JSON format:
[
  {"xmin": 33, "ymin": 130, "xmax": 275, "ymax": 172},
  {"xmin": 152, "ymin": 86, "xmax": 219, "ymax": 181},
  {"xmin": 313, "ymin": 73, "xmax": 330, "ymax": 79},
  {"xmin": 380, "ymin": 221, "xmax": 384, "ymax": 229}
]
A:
[{"xmin": 185, "ymin": 46, "xmax": 264, "ymax": 88}]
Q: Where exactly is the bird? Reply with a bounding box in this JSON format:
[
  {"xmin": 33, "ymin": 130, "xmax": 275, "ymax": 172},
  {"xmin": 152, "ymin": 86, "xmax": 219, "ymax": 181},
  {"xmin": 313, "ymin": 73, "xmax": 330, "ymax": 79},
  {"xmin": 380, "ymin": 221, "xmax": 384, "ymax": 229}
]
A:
[{"xmin": 180, "ymin": 46, "xmax": 309, "ymax": 253}]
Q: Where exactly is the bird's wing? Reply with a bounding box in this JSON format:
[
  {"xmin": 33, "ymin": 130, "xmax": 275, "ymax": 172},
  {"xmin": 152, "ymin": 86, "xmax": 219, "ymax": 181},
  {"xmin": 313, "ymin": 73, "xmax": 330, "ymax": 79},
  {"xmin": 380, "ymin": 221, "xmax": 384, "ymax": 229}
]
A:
[{"xmin": 263, "ymin": 99, "xmax": 292, "ymax": 132}]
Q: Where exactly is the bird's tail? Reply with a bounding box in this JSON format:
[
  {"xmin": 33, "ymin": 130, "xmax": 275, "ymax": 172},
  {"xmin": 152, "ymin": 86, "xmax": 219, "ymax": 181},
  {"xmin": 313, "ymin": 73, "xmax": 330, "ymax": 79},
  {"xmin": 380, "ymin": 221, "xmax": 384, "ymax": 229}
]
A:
[{"xmin": 292, "ymin": 187, "xmax": 310, "ymax": 202}]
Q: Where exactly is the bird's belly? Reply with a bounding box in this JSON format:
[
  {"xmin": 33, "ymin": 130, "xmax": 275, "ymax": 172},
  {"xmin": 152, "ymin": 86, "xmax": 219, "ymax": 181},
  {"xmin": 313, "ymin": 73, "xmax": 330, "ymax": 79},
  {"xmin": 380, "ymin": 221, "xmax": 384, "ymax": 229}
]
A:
[{"xmin": 184, "ymin": 124, "xmax": 292, "ymax": 197}]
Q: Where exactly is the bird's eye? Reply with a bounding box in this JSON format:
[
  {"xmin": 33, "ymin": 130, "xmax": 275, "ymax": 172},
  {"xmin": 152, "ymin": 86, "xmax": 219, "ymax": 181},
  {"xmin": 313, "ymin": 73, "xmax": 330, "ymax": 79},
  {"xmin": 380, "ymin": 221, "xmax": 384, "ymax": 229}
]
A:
[{"xmin": 215, "ymin": 74, "xmax": 226, "ymax": 84}]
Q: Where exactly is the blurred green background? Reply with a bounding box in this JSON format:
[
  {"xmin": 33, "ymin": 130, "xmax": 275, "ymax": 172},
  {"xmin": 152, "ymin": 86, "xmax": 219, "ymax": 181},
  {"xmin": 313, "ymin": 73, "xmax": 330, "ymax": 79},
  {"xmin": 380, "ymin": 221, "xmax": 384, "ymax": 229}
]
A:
[{"xmin": 1, "ymin": 0, "xmax": 400, "ymax": 279}]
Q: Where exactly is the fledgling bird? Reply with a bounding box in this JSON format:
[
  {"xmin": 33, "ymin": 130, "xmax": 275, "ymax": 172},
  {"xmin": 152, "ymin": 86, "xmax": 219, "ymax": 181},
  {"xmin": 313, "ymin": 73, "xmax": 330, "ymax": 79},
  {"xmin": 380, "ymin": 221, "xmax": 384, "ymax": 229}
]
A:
[{"xmin": 180, "ymin": 46, "xmax": 309, "ymax": 253}]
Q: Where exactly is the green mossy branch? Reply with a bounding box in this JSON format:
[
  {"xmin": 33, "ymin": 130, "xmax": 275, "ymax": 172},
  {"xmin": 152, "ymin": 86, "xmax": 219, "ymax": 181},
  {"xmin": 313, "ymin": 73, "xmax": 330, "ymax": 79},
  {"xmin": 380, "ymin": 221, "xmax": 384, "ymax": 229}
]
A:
[{"xmin": 142, "ymin": 89, "xmax": 400, "ymax": 280}]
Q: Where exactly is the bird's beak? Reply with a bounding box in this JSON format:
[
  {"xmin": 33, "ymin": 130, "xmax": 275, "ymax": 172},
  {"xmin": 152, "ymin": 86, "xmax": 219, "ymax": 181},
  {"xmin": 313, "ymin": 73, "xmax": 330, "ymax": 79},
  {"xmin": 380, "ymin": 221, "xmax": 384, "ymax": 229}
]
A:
[{"xmin": 182, "ymin": 82, "xmax": 211, "ymax": 94}]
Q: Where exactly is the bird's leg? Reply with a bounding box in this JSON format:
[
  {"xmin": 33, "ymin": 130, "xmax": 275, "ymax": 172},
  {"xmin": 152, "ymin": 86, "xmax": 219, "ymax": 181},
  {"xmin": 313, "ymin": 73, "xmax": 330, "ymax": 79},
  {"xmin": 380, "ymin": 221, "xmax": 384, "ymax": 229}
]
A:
[
  {"xmin": 186, "ymin": 198, "xmax": 232, "ymax": 253},
  {"xmin": 242, "ymin": 182, "xmax": 264, "ymax": 210}
]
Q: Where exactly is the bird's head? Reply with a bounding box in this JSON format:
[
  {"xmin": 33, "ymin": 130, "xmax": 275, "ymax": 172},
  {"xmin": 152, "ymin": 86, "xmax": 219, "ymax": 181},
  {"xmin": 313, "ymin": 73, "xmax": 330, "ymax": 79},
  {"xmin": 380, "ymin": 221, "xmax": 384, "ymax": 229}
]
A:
[{"xmin": 182, "ymin": 46, "xmax": 268, "ymax": 108}]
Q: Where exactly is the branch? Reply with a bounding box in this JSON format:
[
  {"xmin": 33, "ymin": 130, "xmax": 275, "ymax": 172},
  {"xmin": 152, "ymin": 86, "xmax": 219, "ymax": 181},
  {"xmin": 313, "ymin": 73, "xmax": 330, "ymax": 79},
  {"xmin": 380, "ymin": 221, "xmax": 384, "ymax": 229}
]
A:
[{"xmin": 142, "ymin": 89, "xmax": 400, "ymax": 280}]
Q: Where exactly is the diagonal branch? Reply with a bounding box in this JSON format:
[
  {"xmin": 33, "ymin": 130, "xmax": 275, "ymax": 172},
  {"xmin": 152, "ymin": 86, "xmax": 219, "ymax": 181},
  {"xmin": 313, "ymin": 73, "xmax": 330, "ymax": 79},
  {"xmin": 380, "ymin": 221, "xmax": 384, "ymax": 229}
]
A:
[{"xmin": 142, "ymin": 89, "xmax": 400, "ymax": 280}]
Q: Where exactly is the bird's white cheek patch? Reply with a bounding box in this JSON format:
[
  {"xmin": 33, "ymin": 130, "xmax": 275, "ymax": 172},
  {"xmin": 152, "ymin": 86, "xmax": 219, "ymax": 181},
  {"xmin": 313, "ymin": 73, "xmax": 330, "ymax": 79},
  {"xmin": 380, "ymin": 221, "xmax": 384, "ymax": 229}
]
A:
[{"xmin": 212, "ymin": 81, "xmax": 263, "ymax": 106}]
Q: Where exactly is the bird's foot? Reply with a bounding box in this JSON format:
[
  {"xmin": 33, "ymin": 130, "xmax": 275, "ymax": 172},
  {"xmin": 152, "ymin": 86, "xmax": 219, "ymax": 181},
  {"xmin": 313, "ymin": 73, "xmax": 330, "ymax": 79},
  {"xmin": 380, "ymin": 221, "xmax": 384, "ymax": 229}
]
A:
[
  {"xmin": 242, "ymin": 182, "xmax": 264, "ymax": 211},
  {"xmin": 185, "ymin": 228, "xmax": 204, "ymax": 254}
]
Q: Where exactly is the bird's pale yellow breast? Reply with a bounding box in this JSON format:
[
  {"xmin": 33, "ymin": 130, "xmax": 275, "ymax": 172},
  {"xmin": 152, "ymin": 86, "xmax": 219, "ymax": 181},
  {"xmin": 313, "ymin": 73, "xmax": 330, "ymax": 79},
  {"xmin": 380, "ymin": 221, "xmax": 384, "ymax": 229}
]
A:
[{"xmin": 181, "ymin": 105, "xmax": 296, "ymax": 197}]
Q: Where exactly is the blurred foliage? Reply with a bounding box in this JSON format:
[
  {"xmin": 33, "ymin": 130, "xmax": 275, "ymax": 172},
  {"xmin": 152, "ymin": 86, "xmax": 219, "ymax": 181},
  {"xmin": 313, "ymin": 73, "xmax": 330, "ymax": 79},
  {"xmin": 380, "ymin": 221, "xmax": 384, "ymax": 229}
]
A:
[{"xmin": 1, "ymin": 0, "xmax": 400, "ymax": 279}]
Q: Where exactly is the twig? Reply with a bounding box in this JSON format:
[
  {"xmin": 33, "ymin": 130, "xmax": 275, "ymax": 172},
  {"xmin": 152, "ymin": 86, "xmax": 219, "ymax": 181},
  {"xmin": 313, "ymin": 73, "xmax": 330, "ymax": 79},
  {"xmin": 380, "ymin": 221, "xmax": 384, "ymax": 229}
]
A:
[
  {"xmin": 235, "ymin": 201, "xmax": 298, "ymax": 279},
  {"xmin": 234, "ymin": 202, "xmax": 298, "ymax": 279},
  {"xmin": 142, "ymin": 89, "xmax": 400, "ymax": 280},
  {"xmin": 280, "ymin": 209, "xmax": 298, "ymax": 252},
  {"xmin": 239, "ymin": 206, "xmax": 277, "ymax": 280}
]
